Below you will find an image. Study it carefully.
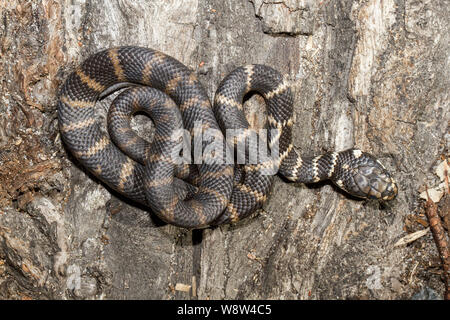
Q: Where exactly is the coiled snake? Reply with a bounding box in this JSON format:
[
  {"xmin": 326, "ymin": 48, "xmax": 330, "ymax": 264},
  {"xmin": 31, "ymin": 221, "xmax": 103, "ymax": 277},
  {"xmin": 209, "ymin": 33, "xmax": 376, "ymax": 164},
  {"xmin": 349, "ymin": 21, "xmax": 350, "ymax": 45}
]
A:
[{"xmin": 58, "ymin": 46, "xmax": 397, "ymax": 228}]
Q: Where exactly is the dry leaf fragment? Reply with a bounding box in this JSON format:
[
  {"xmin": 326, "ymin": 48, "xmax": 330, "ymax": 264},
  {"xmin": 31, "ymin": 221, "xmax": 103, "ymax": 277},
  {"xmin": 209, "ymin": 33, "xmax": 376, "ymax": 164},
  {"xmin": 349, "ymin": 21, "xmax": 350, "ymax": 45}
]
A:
[{"xmin": 394, "ymin": 228, "xmax": 430, "ymax": 247}]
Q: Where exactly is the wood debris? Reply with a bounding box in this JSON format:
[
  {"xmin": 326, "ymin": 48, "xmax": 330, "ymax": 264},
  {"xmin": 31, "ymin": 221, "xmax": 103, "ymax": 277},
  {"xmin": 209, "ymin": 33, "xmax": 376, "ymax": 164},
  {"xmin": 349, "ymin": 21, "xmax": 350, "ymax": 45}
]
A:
[
  {"xmin": 424, "ymin": 160, "xmax": 450, "ymax": 300},
  {"xmin": 394, "ymin": 228, "xmax": 430, "ymax": 247},
  {"xmin": 175, "ymin": 282, "xmax": 191, "ymax": 293}
]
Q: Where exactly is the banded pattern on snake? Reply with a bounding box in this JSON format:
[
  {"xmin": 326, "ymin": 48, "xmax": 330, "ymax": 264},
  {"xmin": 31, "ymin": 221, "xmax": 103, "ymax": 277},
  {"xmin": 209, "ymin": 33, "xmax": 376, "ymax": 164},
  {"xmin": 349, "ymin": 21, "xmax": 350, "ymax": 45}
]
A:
[{"xmin": 58, "ymin": 46, "xmax": 397, "ymax": 228}]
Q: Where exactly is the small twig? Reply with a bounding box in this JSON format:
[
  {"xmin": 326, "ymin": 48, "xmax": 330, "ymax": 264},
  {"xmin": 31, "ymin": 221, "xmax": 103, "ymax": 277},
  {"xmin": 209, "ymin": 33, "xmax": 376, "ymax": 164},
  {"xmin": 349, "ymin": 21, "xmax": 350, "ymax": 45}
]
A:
[
  {"xmin": 191, "ymin": 276, "xmax": 197, "ymax": 298},
  {"xmin": 174, "ymin": 282, "xmax": 191, "ymax": 293},
  {"xmin": 425, "ymin": 186, "xmax": 450, "ymax": 300},
  {"xmin": 409, "ymin": 261, "xmax": 420, "ymax": 285},
  {"xmin": 394, "ymin": 228, "xmax": 430, "ymax": 247},
  {"xmin": 443, "ymin": 159, "xmax": 449, "ymax": 195}
]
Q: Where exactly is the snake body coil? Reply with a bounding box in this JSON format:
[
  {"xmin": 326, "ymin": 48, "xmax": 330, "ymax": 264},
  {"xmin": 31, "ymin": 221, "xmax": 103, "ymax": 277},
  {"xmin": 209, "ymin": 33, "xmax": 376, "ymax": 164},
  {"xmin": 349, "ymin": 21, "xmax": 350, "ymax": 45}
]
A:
[{"xmin": 58, "ymin": 46, "xmax": 397, "ymax": 228}]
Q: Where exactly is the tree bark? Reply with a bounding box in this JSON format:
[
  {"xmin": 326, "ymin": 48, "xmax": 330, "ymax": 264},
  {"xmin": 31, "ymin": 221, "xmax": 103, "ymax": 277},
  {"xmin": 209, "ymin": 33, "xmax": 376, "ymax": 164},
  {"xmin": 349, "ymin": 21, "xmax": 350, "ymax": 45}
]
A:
[{"xmin": 0, "ymin": 0, "xmax": 448, "ymax": 299}]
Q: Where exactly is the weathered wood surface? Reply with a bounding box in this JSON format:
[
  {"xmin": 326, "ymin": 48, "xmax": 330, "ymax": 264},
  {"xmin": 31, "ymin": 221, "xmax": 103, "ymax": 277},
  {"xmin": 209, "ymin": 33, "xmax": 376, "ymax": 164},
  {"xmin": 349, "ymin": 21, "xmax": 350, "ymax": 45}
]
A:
[{"xmin": 0, "ymin": 0, "xmax": 448, "ymax": 299}]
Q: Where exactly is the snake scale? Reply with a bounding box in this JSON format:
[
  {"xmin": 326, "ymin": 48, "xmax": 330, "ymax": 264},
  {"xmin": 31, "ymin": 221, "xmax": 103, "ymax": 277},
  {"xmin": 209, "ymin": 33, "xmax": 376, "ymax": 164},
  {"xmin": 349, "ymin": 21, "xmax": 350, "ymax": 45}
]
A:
[{"xmin": 58, "ymin": 46, "xmax": 397, "ymax": 228}]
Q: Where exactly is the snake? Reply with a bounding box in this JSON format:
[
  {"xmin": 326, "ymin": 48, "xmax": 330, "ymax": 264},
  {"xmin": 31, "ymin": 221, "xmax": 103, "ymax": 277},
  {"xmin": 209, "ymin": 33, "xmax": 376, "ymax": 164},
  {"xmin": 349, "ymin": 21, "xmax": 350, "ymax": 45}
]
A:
[{"xmin": 58, "ymin": 46, "xmax": 398, "ymax": 228}]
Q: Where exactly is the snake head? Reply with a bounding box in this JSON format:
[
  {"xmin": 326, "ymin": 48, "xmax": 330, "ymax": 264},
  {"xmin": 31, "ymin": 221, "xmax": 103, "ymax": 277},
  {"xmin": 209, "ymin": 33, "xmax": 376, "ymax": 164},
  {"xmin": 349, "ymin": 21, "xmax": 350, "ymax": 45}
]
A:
[{"xmin": 335, "ymin": 150, "xmax": 398, "ymax": 201}]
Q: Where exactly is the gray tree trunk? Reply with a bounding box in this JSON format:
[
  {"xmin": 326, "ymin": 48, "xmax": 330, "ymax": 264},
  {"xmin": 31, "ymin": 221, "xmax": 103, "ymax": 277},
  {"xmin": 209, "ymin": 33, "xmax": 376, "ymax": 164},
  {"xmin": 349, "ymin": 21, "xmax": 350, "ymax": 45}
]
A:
[{"xmin": 0, "ymin": 0, "xmax": 448, "ymax": 299}]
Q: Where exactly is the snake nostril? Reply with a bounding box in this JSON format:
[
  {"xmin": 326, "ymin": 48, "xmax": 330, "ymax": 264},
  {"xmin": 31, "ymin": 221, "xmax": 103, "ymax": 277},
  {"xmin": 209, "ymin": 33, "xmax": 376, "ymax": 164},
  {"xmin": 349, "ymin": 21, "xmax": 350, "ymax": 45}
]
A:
[
  {"xmin": 381, "ymin": 182, "xmax": 398, "ymax": 200},
  {"xmin": 391, "ymin": 183, "xmax": 398, "ymax": 196}
]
